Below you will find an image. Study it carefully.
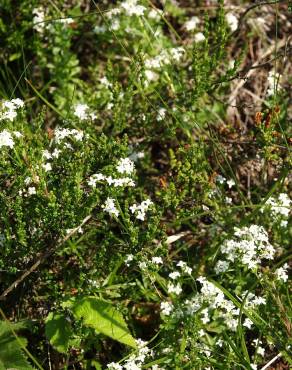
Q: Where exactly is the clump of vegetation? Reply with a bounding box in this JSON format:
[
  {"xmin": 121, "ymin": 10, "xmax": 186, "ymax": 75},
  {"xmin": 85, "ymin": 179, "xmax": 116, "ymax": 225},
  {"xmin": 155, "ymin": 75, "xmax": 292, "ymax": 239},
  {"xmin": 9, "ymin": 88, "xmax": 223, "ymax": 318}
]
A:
[{"xmin": 0, "ymin": 1, "xmax": 291, "ymax": 369}]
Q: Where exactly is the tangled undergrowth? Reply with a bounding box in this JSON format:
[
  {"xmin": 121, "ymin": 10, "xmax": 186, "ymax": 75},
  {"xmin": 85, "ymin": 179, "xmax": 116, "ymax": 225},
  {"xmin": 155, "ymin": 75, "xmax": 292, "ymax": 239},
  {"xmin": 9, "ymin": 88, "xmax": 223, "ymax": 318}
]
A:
[{"xmin": 0, "ymin": 0, "xmax": 291, "ymax": 369}]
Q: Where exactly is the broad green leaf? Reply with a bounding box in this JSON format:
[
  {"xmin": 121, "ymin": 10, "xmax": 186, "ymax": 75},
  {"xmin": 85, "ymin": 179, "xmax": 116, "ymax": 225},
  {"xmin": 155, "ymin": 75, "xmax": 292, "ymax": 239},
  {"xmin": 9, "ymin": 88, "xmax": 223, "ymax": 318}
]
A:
[
  {"xmin": 0, "ymin": 321, "xmax": 33, "ymax": 370},
  {"xmin": 71, "ymin": 297, "xmax": 137, "ymax": 348},
  {"xmin": 45, "ymin": 312, "xmax": 72, "ymax": 353}
]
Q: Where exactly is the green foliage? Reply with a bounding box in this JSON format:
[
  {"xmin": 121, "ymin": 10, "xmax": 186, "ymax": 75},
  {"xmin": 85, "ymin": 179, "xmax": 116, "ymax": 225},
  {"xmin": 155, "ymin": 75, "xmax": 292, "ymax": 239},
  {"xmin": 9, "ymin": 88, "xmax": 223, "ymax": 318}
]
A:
[
  {"xmin": 0, "ymin": 320, "xmax": 33, "ymax": 370},
  {"xmin": 45, "ymin": 296, "xmax": 136, "ymax": 356},
  {"xmin": 45, "ymin": 312, "xmax": 73, "ymax": 354},
  {"xmin": 0, "ymin": 0, "xmax": 291, "ymax": 369},
  {"xmin": 70, "ymin": 297, "xmax": 137, "ymax": 348}
]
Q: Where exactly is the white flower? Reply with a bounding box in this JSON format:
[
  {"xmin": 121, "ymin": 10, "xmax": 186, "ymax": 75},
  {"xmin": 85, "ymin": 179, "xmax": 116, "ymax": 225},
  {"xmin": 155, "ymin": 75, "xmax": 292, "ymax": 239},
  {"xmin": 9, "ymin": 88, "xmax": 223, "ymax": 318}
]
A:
[
  {"xmin": 169, "ymin": 271, "xmax": 181, "ymax": 280},
  {"xmin": 100, "ymin": 76, "xmax": 112, "ymax": 88},
  {"xmin": 107, "ymin": 363, "xmax": 123, "ymax": 370},
  {"xmin": 169, "ymin": 47, "xmax": 185, "ymax": 62},
  {"xmin": 130, "ymin": 199, "xmax": 153, "ymax": 221},
  {"xmin": 129, "ymin": 151, "xmax": 145, "ymax": 161},
  {"xmin": 148, "ymin": 8, "xmax": 163, "ymax": 20},
  {"xmin": 194, "ymin": 32, "xmax": 205, "ymax": 42},
  {"xmin": 244, "ymin": 292, "xmax": 266, "ymax": 308},
  {"xmin": 250, "ymin": 364, "xmax": 257, "ymax": 370},
  {"xmin": 221, "ymin": 225, "xmax": 275, "ymax": 270},
  {"xmin": 227, "ymin": 179, "xmax": 235, "ymax": 188},
  {"xmin": 216, "ymin": 175, "xmax": 226, "ymax": 184},
  {"xmin": 121, "ymin": 0, "xmax": 146, "ymax": 16},
  {"xmin": 0, "ymin": 130, "xmax": 15, "ymax": 148},
  {"xmin": 116, "ymin": 158, "xmax": 135, "ymax": 175},
  {"xmin": 144, "ymin": 69, "xmax": 159, "ymax": 82},
  {"xmin": 151, "ymin": 256, "xmax": 163, "ymax": 265},
  {"xmin": 275, "ymin": 263, "xmax": 289, "ymax": 283},
  {"xmin": 167, "ymin": 282, "xmax": 182, "ymax": 295},
  {"xmin": 52, "ymin": 148, "xmax": 61, "ymax": 158},
  {"xmin": 74, "ymin": 104, "xmax": 89, "ymax": 120},
  {"xmin": 256, "ymin": 346, "xmax": 265, "ymax": 356},
  {"xmin": 184, "ymin": 16, "xmax": 200, "ymax": 31},
  {"xmin": 267, "ymin": 70, "xmax": 282, "ymax": 96},
  {"xmin": 24, "ymin": 177, "xmax": 32, "ymax": 185},
  {"xmin": 102, "ymin": 197, "xmax": 119, "ymax": 217},
  {"xmin": 161, "ymin": 301, "xmax": 173, "ymax": 315},
  {"xmin": 1, "ymin": 99, "xmax": 24, "ymax": 122},
  {"xmin": 58, "ymin": 17, "xmax": 74, "ymax": 25},
  {"xmin": 139, "ymin": 261, "xmax": 147, "ymax": 270},
  {"xmin": 157, "ymin": 108, "xmax": 166, "ymax": 121},
  {"xmin": 33, "ymin": 7, "xmax": 46, "ymax": 33},
  {"xmin": 226, "ymin": 13, "xmax": 238, "ymax": 32},
  {"xmin": 54, "ymin": 128, "xmax": 84, "ymax": 143},
  {"xmin": 201, "ymin": 308, "xmax": 210, "ymax": 324},
  {"xmin": 109, "ymin": 19, "xmax": 120, "ymax": 31},
  {"xmin": 214, "ymin": 260, "xmax": 229, "ymax": 274},
  {"xmin": 216, "ymin": 339, "xmax": 224, "ymax": 347},
  {"xmin": 125, "ymin": 254, "xmax": 134, "ymax": 266},
  {"xmin": 42, "ymin": 163, "xmax": 52, "ymax": 172},
  {"xmin": 42, "ymin": 150, "xmax": 52, "ymax": 160},
  {"xmin": 11, "ymin": 98, "xmax": 24, "ymax": 108},
  {"xmin": 243, "ymin": 318, "xmax": 253, "ymax": 329},
  {"xmin": 176, "ymin": 261, "xmax": 192, "ymax": 275},
  {"xmin": 226, "ymin": 196, "xmax": 232, "ymax": 204},
  {"xmin": 12, "ymin": 131, "xmax": 23, "ymax": 138},
  {"xmin": 263, "ymin": 193, "xmax": 291, "ymax": 219},
  {"xmin": 27, "ymin": 187, "xmax": 36, "ymax": 195}
]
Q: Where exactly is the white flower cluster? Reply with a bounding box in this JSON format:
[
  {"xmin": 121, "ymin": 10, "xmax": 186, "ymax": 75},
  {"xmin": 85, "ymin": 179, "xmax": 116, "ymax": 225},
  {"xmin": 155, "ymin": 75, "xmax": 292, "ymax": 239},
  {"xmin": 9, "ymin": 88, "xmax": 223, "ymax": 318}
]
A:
[
  {"xmin": 0, "ymin": 129, "xmax": 23, "ymax": 149},
  {"xmin": 184, "ymin": 16, "xmax": 200, "ymax": 31},
  {"xmin": 107, "ymin": 339, "xmax": 152, "ymax": 370},
  {"xmin": 267, "ymin": 70, "xmax": 282, "ymax": 96},
  {"xmin": 120, "ymin": 0, "xmax": 146, "ymax": 16},
  {"xmin": 102, "ymin": 0, "xmax": 146, "ymax": 33},
  {"xmin": 243, "ymin": 291, "xmax": 266, "ymax": 308},
  {"xmin": 226, "ymin": 13, "xmax": 238, "ymax": 32},
  {"xmin": 33, "ymin": 7, "xmax": 74, "ymax": 34},
  {"xmin": 275, "ymin": 263, "xmax": 289, "ymax": 283},
  {"xmin": 125, "ymin": 254, "xmax": 134, "ymax": 266},
  {"xmin": 214, "ymin": 260, "xmax": 229, "ymax": 274},
  {"xmin": 194, "ymin": 32, "xmax": 205, "ymax": 43},
  {"xmin": 177, "ymin": 260, "xmax": 193, "ymax": 275},
  {"xmin": 221, "ymin": 225, "xmax": 275, "ymax": 270},
  {"xmin": 102, "ymin": 197, "xmax": 120, "ymax": 217},
  {"xmin": 116, "ymin": 158, "xmax": 135, "ymax": 175},
  {"xmin": 196, "ymin": 277, "xmax": 249, "ymax": 331},
  {"xmin": 92, "ymin": 158, "xmax": 153, "ymax": 220},
  {"xmin": 152, "ymin": 256, "xmax": 163, "ymax": 265},
  {"xmin": 0, "ymin": 98, "xmax": 24, "ymax": 122},
  {"xmin": 161, "ymin": 277, "xmax": 266, "ymax": 332},
  {"xmin": 54, "ymin": 127, "xmax": 84, "ymax": 144},
  {"xmin": 33, "ymin": 7, "xmax": 46, "ymax": 33},
  {"xmin": 88, "ymin": 173, "xmax": 135, "ymax": 188},
  {"xmin": 252, "ymin": 339, "xmax": 265, "ymax": 357},
  {"xmin": 88, "ymin": 158, "xmax": 135, "ymax": 188},
  {"xmin": 19, "ymin": 186, "xmax": 37, "ymax": 197},
  {"xmin": 261, "ymin": 193, "xmax": 291, "ymax": 225},
  {"xmin": 167, "ymin": 282, "xmax": 182, "ymax": 295},
  {"xmin": 0, "ymin": 130, "xmax": 15, "ymax": 149},
  {"xmin": 41, "ymin": 148, "xmax": 61, "ymax": 172},
  {"xmin": 129, "ymin": 199, "xmax": 153, "ymax": 221},
  {"xmin": 144, "ymin": 47, "xmax": 185, "ymax": 82},
  {"xmin": 73, "ymin": 104, "xmax": 96, "ymax": 121},
  {"xmin": 145, "ymin": 47, "xmax": 185, "ymax": 69},
  {"xmin": 43, "ymin": 148, "xmax": 61, "ymax": 160},
  {"xmin": 18, "ymin": 177, "xmax": 40, "ymax": 197},
  {"xmin": 161, "ymin": 301, "xmax": 174, "ymax": 316}
]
